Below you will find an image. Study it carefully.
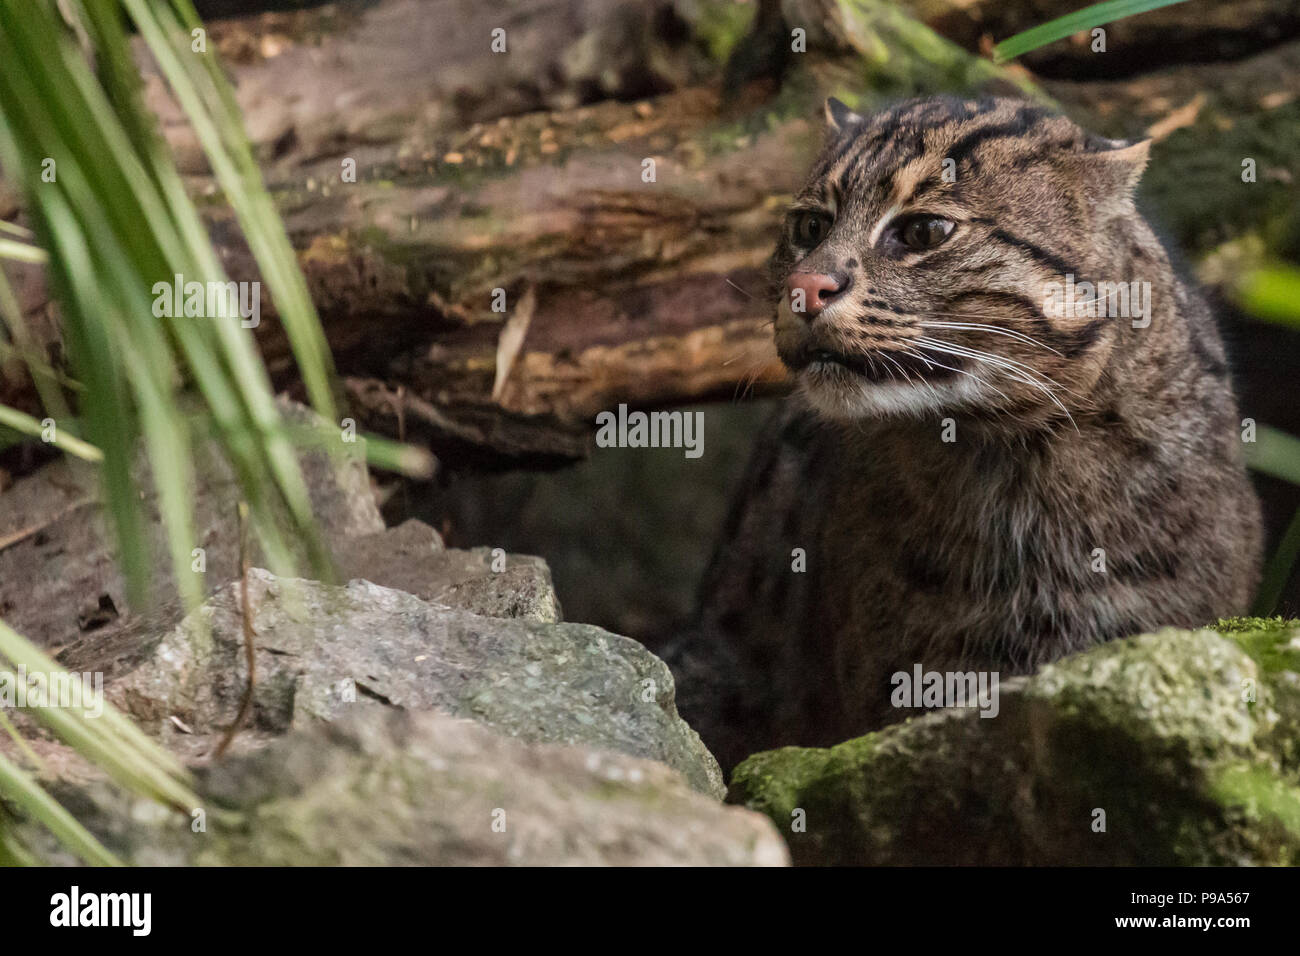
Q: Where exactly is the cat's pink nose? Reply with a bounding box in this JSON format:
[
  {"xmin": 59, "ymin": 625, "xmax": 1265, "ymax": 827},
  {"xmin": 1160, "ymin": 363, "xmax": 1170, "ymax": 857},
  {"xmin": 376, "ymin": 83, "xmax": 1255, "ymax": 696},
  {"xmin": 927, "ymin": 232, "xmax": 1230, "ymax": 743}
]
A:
[{"xmin": 785, "ymin": 271, "xmax": 848, "ymax": 320}]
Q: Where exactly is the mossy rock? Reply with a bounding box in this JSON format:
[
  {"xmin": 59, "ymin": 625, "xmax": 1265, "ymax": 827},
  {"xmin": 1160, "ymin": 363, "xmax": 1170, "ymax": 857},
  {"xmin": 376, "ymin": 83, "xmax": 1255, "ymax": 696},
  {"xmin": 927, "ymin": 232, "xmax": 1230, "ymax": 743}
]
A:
[{"xmin": 729, "ymin": 620, "xmax": 1300, "ymax": 865}]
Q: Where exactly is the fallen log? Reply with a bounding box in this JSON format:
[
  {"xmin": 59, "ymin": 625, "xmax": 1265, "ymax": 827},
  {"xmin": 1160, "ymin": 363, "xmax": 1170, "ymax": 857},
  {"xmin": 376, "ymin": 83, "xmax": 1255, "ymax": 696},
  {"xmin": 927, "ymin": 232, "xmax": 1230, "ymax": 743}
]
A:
[{"xmin": 4, "ymin": 0, "xmax": 1298, "ymax": 466}]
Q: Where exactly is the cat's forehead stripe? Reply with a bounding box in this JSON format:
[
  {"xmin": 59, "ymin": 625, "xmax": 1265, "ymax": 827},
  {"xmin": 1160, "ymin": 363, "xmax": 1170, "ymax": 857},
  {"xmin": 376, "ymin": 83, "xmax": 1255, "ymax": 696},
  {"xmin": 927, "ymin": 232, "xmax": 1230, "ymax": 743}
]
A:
[{"xmin": 814, "ymin": 99, "xmax": 1053, "ymax": 212}]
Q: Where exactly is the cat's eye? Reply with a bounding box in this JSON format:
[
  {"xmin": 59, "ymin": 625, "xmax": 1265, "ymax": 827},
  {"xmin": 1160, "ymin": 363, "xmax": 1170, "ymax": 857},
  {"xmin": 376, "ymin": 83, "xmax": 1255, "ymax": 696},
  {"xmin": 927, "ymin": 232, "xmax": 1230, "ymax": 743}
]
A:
[
  {"xmin": 792, "ymin": 210, "xmax": 832, "ymax": 247},
  {"xmin": 896, "ymin": 214, "xmax": 955, "ymax": 251}
]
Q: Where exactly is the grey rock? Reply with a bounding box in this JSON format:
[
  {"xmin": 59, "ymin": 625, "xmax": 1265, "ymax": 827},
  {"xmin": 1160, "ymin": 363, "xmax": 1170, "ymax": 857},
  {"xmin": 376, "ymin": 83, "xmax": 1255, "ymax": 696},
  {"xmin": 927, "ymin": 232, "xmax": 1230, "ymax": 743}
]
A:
[
  {"xmin": 63, "ymin": 569, "xmax": 725, "ymax": 797},
  {"xmin": 19, "ymin": 708, "xmax": 785, "ymax": 866},
  {"xmin": 333, "ymin": 519, "xmax": 562, "ymax": 623}
]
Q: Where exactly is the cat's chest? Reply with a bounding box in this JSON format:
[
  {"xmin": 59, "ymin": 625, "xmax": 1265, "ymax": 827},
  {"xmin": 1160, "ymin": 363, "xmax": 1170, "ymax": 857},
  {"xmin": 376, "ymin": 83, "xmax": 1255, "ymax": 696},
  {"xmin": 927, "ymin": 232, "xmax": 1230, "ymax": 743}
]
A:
[{"xmin": 812, "ymin": 426, "xmax": 1095, "ymax": 596}]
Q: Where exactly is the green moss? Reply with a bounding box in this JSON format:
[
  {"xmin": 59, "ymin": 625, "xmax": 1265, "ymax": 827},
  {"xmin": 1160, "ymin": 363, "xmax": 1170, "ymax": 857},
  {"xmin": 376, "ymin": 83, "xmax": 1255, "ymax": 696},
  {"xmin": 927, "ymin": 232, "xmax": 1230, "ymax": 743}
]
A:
[
  {"xmin": 1210, "ymin": 763, "xmax": 1300, "ymax": 865},
  {"xmin": 1210, "ymin": 617, "xmax": 1300, "ymax": 778},
  {"xmin": 729, "ymin": 743, "xmax": 837, "ymax": 817},
  {"xmin": 1212, "ymin": 615, "xmax": 1300, "ymax": 635},
  {"xmin": 728, "ymin": 627, "xmax": 1300, "ymax": 864},
  {"xmin": 354, "ymin": 226, "xmax": 426, "ymax": 269},
  {"xmin": 1214, "ymin": 616, "xmax": 1300, "ymax": 675}
]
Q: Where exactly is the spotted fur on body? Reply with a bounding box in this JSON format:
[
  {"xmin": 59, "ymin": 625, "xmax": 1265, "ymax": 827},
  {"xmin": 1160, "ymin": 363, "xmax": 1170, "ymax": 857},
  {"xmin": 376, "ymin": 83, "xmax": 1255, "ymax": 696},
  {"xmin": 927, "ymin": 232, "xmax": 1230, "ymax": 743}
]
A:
[{"xmin": 667, "ymin": 95, "xmax": 1262, "ymax": 770}]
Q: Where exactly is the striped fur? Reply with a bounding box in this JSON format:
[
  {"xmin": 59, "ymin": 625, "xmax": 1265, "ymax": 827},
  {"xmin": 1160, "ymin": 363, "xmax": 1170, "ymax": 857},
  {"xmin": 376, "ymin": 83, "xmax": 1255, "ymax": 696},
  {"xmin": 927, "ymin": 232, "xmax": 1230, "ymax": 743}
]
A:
[{"xmin": 667, "ymin": 96, "xmax": 1262, "ymax": 770}]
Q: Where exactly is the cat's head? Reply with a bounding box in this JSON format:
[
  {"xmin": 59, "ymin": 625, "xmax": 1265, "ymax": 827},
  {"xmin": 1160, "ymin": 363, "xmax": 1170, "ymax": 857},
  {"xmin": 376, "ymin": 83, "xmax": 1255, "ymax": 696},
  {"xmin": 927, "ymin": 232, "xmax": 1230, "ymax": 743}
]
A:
[{"xmin": 771, "ymin": 94, "xmax": 1151, "ymax": 423}]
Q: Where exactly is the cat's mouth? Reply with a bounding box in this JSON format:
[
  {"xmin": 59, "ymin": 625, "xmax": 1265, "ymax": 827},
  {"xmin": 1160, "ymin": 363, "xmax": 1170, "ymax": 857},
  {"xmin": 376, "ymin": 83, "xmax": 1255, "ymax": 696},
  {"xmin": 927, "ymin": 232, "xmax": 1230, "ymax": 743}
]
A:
[{"xmin": 781, "ymin": 343, "xmax": 962, "ymax": 384}]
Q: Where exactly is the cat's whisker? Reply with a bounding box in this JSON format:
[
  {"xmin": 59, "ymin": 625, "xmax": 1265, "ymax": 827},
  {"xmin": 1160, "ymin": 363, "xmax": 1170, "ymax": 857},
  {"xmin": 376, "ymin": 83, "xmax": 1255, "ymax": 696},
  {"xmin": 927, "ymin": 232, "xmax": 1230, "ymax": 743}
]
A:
[
  {"xmin": 918, "ymin": 319, "xmax": 1063, "ymax": 357},
  {"xmin": 724, "ymin": 277, "xmax": 760, "ymax": 300},
  {"xmin": 914, "ymin": 338, "xmax": 1060, "ymax": 396},
  {"xmin": 913, "ymin": 335, "xmax": 1073, "ymax": 394},
  {"xmin": 875, "ymin": 350, "xmax": 923, "ymax": 397},
  {"xmin": 913, "ymin": 336, "xmax": 1045, "ymax": 381},
  {"xmin": 894, "ymin": 348, "xmax": 946, "ymax": 403},
  {"xmin": 724, "ymin": 335, "xmax": 781, "ymax": 402},
  {"xmin": 912, "ymin": 336, "xmax": 1079, "ymax": 431},
  {"xmin": 733, "ymin": 358, "xmax": 768, "ymax": 402},
  {"xmin": 896, "ymin": 346, "xmax": 1010, "ymax": 406}
]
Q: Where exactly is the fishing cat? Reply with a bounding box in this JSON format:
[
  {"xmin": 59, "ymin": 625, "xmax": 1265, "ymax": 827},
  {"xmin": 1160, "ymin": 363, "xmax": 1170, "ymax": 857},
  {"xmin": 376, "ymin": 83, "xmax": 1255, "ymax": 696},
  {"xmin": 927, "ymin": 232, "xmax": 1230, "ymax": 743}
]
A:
[{"xmin": 667, "ymin": 95, "xmax": 1262, "ymax": 770}]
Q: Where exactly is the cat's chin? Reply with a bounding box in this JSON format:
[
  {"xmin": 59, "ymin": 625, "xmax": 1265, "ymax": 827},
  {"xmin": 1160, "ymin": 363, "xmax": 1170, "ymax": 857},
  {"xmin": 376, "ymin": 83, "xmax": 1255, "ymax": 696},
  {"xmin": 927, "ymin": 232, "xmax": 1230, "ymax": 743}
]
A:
[{"xmin": 796, "ymin": 367, "xmax": 982, "ymax": 420}]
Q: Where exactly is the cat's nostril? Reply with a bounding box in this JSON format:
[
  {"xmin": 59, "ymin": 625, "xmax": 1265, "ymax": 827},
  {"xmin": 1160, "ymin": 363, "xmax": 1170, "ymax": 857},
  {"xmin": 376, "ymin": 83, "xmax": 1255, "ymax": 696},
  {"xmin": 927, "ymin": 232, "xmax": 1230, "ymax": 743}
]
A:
[
  {"xmin": 786, "ymin": 271, "xmax": 852, "ymax": 321},
  {"xmin": 826, "ymin": 271, "xmax": 851, "ymax": 299}
]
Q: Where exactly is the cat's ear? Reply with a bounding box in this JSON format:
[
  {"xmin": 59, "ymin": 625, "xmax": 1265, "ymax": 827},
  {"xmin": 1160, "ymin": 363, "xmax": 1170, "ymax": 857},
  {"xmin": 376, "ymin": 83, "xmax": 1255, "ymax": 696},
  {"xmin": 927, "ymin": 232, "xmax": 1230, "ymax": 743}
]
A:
[
  {"xmin": 1075, "ymin": 137, "xmax": 1150, "ymax": 218},
  {"xmin": 1087, "ymin": 137, "xmax": 1151, "ymax": 193},
  {"xmin": 824, "ymin": 97, "xmax": 864, "ymax": 134}
]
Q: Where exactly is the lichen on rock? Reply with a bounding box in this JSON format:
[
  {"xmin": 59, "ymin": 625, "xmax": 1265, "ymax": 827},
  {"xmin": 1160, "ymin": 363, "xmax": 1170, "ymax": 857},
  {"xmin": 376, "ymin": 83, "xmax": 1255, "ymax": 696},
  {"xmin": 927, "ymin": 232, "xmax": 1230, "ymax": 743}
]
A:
[{"xmin": 729, "ymin": 621, "xmax": 1300, "ymax": 865}]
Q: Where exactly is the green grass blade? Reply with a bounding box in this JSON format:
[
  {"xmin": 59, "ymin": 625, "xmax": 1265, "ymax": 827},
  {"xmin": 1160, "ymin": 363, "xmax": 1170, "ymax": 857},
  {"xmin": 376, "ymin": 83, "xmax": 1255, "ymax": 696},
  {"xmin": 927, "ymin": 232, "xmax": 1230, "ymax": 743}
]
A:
[
  {"xmin": 0, "ymin": 238, "xmax": 47, "ymax": 263},
  {"xmin": 0, "ymin": 623, "xmax": 195, "ymax": 805},
  {"xmin": 0, "ymin": 404, "xmax": 102, "ymax": 462},
  {"xmin": 1254, "ymin": 508, "xmax": 1300, "ymax": 616},
  {"xmin": 1235, "ymin": 265, "xmax": 1300, "ymax": 329},
  {"xmin": 0, "ymin": 264, "xmax": 82, "ymax": 430},
  {"xmin": 124, "ymin": 0, "xmax": 339, "ymax": 421},
  {"xmin": 993, "ymin": 0, "xmax": 1190, "ymax": 62},
  {"xmin": 1245, "ymin": 424, "xmax": 1300, "ymax": 485},
  {"xmin": 0, "ymin": 0, "xmax": 430, "ymax": 864},
  {"xmin": 0, "ymin": 752, "xmax": 121, "ymax": 867},
  {"xmin": 0, "ymin": 707, "xmax": 48, "ymax": 775},
  {"xmin": 1247, "ymin": 425, "xmax": 1300, "ymax": 614}
]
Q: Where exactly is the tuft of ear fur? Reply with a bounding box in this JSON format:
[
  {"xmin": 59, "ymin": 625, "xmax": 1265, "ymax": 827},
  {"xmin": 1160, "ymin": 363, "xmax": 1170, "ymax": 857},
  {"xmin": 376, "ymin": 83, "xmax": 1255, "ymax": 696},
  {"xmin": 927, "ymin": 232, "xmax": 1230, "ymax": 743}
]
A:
[
  {"xmin": 1081, "ymin": 136, "xmax": 1154, "ymax": 195},
  {"xmin": 1091, "ymin": 138, "xmax": 1151, "ymax": 193},
  {"xmin": 1073, "ymin": 137, "xmax": 1151, "ymax": 219},
  {"xmin": 824, "ymin": 97, "xmax": 864, "ymax": 134}
]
